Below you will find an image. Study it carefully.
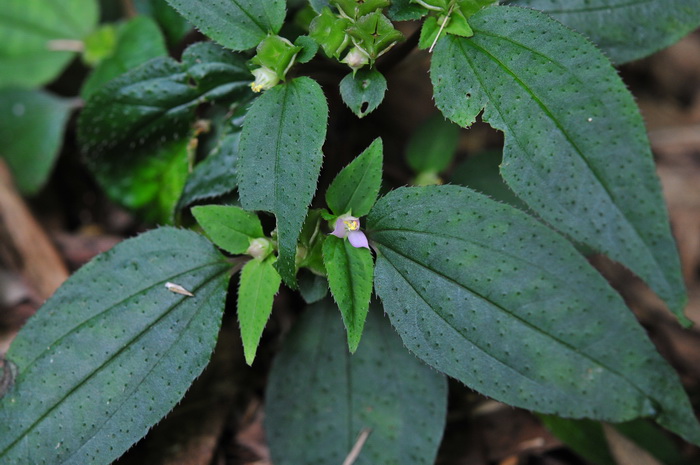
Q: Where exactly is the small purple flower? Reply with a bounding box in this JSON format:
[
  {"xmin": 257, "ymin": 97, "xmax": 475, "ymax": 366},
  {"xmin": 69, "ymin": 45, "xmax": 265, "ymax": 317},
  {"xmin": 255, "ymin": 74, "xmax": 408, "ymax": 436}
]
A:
[{"xmin": 331, "ymin": 215, "xmax": 369, "ymax": 249}]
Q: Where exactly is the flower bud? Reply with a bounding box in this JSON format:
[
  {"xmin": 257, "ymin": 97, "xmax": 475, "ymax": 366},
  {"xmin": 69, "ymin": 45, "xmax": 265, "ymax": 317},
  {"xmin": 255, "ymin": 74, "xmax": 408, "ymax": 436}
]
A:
[
  {"xmin": 342, "ymin": 47, "xmax": 369, "ymax": 71},
  {"xmin": 246, "ymin": 237, "xmax": 274, "ymax": 260}
]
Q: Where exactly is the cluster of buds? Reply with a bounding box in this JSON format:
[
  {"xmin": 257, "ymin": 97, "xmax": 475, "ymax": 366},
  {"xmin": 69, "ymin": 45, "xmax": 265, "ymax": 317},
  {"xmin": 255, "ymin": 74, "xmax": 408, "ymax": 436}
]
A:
[{"xmin": 249, "ymin": 35, "xmax": 301, "ymax": 92}]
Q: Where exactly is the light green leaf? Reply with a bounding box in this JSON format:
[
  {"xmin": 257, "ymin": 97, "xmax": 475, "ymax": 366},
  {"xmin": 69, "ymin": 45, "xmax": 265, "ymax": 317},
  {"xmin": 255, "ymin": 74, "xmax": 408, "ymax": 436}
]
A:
[
  {"xmin": 322, "ymin": 235, "xmax": 374, "ymax": 352},
  {"xmin": 339, "ymin": 68, "xmax": 388, "ymax": 118},
  {"xmin": 431, "ymin": 6, "xmax": 687, "ymax": 322},
  {"xmin": 81, "ymin": 16, "xmax": 168, "ymax": 99},
  {"xmin": 266, "ymin": 299, "xmax": 448, "ymax": 465},
  {"xmin": 164, "ymin": 0, "xmax": 286, "ymax": 51},
  {"xmin": 0, "ymin": 89, "xmax": 71, "ymax": 195},
  {"xmin": 237, "ymin": 77, "xmax": 329, "ymax": 287},
  {"xmin": 192, "ymin": 205, "xmax": 264, "ymax": 255},
  {"xmin": 368, "ymin": 185, "xmax": 700, "ymax": 445},
  {"xmin": 0, "ymin": 228, "xmax": 231, "ymax": 465},
  {"xmin": 238, "ymin": 257, "xmax": 282, "ymax": 365},
  {"xmin": 326, "ymin": 138, "xmax": 383, "ymax": 217},
  {"xmin": 0, "ymin": 0, "xmax": 99, "ymax": 88},
  {"xmin": 406, "ymin": 113, "xmax": 459, "ymax": 174},
  {"xmin": 510, "ymin": 0, "xmax": 700, "ymax": 63}
]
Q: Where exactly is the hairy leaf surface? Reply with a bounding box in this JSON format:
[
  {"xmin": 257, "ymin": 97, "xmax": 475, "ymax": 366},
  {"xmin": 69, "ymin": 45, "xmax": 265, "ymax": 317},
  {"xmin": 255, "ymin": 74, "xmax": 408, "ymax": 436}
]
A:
[
  {"xmin": 511, "ymin": 0, "xmax": 700, "ymax": 63},
  {"xmin": 323, "ymin": 235, "xmax": 374, "ymax": 352},
  {"xmin": 326, "ymin": 138, "xmax": 383, "ymax": 217},
  {"xmin": 238, "ymin": 77, "xmax": 328, "ymax": 287},
  {"xmin": 0, "ymin": 228, "xmax": 231, "ymax": 465},
  {"xmin": 266, "ymin": 299, "xmax": 447, "ymax": 464},
  {"xmin": 165, "ymin": 0, "xmax": 285, "ymax": 51},
  {"xmin": 368, "ymin": 186, "xmax": 700, "ymax": 445},
  {"xmin": 431, "ymin": 6, "xmax": 686, "ymax": 320}
]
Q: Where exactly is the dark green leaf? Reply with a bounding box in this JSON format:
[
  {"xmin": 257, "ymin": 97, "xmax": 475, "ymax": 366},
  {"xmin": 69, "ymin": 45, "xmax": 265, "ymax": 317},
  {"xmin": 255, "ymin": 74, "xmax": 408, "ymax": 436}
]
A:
[
  {"xmin": 294, "ymin": 35, "xmax": 319, "ymax": 63},
  {"xmin": 134, "ymin": 0, "xmax": 192, "ymax": 46},
  {"xmin": 431, "ymin": 6, "xmax": 687, "ymax": 322},
  {"xmin": 192, "ymin": 205, "xmax": 264, "ymax": 255},
  {"xmin": 450, "ymin": 151, "xmax": 527, "ymax": 211},
  {"xmin": 339, "ymin": 68, "xmax": 387, "ymax": 118},
  {"xmin": 297, "ymin": 269, "xmax": 329, "ymax": 304},
  {"xmin": 237, "ymin": 257, "xmax": 282, "ymax": 365},
  {"xmin": 237, "ymin": 77, "xmax": 329, "ymax": 287},
  {"xmin": 0, "ymin": 0, "xmax": 99, "ymax": 88},
  {"xmin": 387, "ymin": 0, "xmax": 427, "ymax": 21},
  {"xmin": 164, "ymin": 0, "xmax": 285, "ymax": 51},
  {"xmin": 368, "ymin": 185, "xmax": 700, "ymax": 445},
  {"xmin": 81, "ymin": 16, "xmax": 168, "ymax": 99},
  {"xmin": 266, "ymin": 299, "xmax": 447, "ymax": 465},
  {"xmin": 510, "ymin": 0, "xmax": 700, "ymax": 63},
  {"xmin": 0, "ymin": 89, "xmax": 71, "ymax": 194},
  {"xmin": 0, "ymin": 228, "xmax": 231, "ymax": 464},
  {"xmin": 177, "ymin": 132, "xmax": 240, "ymax": 210},
  {"xmin": 326, "ymin": 138, "xmax": 383, "ymax": 217},
  {"xmin": 406, "ymin": 113, "xmax": 459, "ymax": 174},
  {"xmin": 322, "ymin": 235, "xmax": 374, "ymax": 352}
]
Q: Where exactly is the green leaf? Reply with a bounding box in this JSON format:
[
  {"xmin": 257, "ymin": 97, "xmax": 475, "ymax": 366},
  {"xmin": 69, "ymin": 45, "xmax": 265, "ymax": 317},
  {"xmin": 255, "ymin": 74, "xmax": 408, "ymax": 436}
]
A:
[
  {"xmin": 81, "ymin": 16, "xmax": 168, "ymax": 99},
  {"xmin": 134, "ymin": 0, "xmax": 192, "ymax": 47},
  {"xmin": 367, "ymin": 185, "xmax": 700, "ymax": 445},
  {"xmin": 0, "ymin": 227, "xmax": 231, "ymax": 464},
  {"xmin": 294, "ymin": 35, "xmax": 319, "ymax": 63},
  {"xmin": 510, "ymin": 0, "xmax": 700, "ymax": 64},
  {"xmin": 237, "ymin": 77, "xmax": 329, "ymax": 287},
  {"xmin": 539, "ymin": 416, "xmax": 616, "ymax": 465},
  {"xmin": 266, "ymin": 299, "xmax": 447, "ymax": 465},
  {"xmin": 309, "ymin": 7, "xmax": 352, "ymax": 59},
  {"xmin": 164, "ymin": 0, "xmax": 285, "ymax": 51},
  {"xmin": 430, "ymin": 6, "xmax": 687, "ymax": 322},
  {"xmin": 192, "ymin": 205, "xmax": 264, "ymax": 255},
  {"xmin": 339, "ymin": 68, "xmax": 387, "ymax": 118},
  {"xmin": 309, "ymin": 0, "xmax": 331, "ymax": 13},
  {"xmin": 326, "ymin": 138, "xmax": 383, "ymax": 217},
  {"xmin": 237, "ymin": 257, "xmax": 282, "ymax": 365},
  {"xmin": 0, "ymin": 89, "xmax": 71, "ymax": 194},
  {"xmin": 406, "ymin": 113, "xmax": 459, "ymax": 174},
  {"xmin": 297, "ymin": 269, "xmax": 329, "ymax": 304},
  {"xmin": 79, "ymin": 42, "xmax": 250, "ymax": 163},
  {"xmin": 322, "ymin": 236, "xmax": 374, "ymax": 352},
  {"xmin": 387, "ymin": 0, "xmax": 427, "ymax": 21},
  {"xmin": 0, "ymin": 0, "xmax": 99, "ymax": 88},
  {"xmin": 346, "ymin": 11, "xmax": 403, "ymax": 60},
  {"xmin": 177, "ymin": 132, "xmax": 240, "ymax": 210}
]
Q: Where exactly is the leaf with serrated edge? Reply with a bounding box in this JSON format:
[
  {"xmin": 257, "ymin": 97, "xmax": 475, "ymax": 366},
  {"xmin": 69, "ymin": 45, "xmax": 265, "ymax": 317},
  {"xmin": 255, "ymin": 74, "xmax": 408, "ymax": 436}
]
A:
[
  {"xmin": 510, "ymin": 0, "xmax": 700, "ymax": 64},
  {"xmin": 266, "ymin": 299, "xmax": 447, "ymax": 465},
  {"xmin": 193, "ymin": 205, "xmax": 263, "ymax": 255},
  {"xmin": 431, "ymin": 6, "xmax": 687, "ymax": 322},
  {"xmin": 238, "ymin": 257, "xmax": 282, "ymax": 365},
  {"xmin": 326, "ymin": 138, "xmax": 383, "ymax": 217},
  {"xmin": 323, "ymin": 235, "xmax": 374, "ymax": 352},
  {"xmin": 237, "ymin": 77, "xmax": 328, "ymax": 287},
  {"xmin": 164, "ymin": 0, "xmax": 285, "ymax": 51},
  {"xmin": 368, "ymin": 185, "xmax": 700, "ymax": 445},
  {"xmin": 0, "ymin": 228, "xmax": 231, "ymax": 464}
]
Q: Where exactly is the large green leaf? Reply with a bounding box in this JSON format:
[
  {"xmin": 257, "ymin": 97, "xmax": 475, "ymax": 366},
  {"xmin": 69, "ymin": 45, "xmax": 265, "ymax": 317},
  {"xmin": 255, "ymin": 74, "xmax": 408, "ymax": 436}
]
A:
[
  {"xmin": 325, "ymin": 138, "xmax": 383, "ymax": 217},
  {"xmin": 237, "ymin": 257, "xmax": 282, "ymax": 365},
  {"xmin": 367, "ymin": 185, "xmax": 700, "ymax": 445},
  {"xmin": 0, "ymin": 0, "xmax": 98, "ymax": 88},
  {"xmin": 0, "ymin": 228, "xmax": 231, "ymax": 465},
  {"xmin": 237, "ymin": 77, "xmax": 328, "ymax": 287},
  {"xmin": 322, "ymin": 235, "xmax": 374, "ymax": 352},
  {"xmin": 81, "ymin": 16, "xmax": 168, "ymax": 99},
  {"xmin": 510, "ymin": 0, "xmax": 700, "ymax": 64},
  {"xmin": 431, "ymin": 6, "xmax": 687, "ymax": 322},
  {"xmin": 266, "ymin": 299, "xmax": 447, "ymax": 465},
  {"xmin": 0, "ymin": 89, "xmax": 71, "ymax": 195},
  {"xmin": 164, "ymin": 0, "xmax": 285, "ymax": 51}
]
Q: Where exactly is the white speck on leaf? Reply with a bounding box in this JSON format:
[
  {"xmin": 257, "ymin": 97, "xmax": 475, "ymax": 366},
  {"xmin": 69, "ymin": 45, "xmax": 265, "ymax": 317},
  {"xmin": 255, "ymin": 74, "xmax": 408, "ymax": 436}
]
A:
[{"xmin": 165, "ymin": 282, "xmax": 194, "ymax": 297}]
